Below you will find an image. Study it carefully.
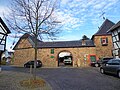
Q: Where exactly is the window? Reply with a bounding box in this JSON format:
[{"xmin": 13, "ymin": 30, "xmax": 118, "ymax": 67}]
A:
[
  {"xmin": 101, "ymin": 37, "xmax": 108, "ymax": 46},
  {"xmin": 51, "ymin": 48, "xmax": 54, "ymax": 54},
  {"xmin": 112, "ymin": 60, "xmax": 120, "ymax": 65},
  {"xmin": 90, "ymin": 56, "xmax": 96, "ymax": 62},
  {"xmin": 107, "ymin": 60, "xmax": 113, "ymax": 64}
]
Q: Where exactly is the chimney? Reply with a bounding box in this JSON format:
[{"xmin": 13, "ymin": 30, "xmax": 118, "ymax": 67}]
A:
[{"xmin": 82, "ymin": 39, "xmax": 86, "ymax": 45}]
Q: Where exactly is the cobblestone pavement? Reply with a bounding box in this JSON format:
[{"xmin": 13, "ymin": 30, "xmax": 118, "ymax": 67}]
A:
[{"xmin": 2, "ymin": 66, "xmax": 120, "ymax": 90}]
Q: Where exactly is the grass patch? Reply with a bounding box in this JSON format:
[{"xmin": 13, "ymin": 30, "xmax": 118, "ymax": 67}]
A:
[{"xmin": 20, "ymin": 78, "xmax": 46, "ymax": 89}]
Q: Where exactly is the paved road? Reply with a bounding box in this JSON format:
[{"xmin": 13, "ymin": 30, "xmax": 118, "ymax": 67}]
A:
[{"xmin": 2, "ymin": 66, "xmax": 120, "ymax": 90}]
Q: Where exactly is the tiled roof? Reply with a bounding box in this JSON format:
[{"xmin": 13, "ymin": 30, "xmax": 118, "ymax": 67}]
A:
[
  {"xmin": 94, "ymin": 19, "xmax": 115, "ymax": 36},
  {"xmin": 25, "ymin": 34, "xmax": 95, "ymax": 48},
  {"xmin": 0, "ymin": 17, "xmax": 11, "ymax": 34},
  {"xmin": 14, "ymin": 34, "xmax": 95, "ymax": 49},
  {"xmin": 108, "ymin": 21, "xmax": 120, "ymax": 32},
  {"xmin": 37, "ymin": 39, "xmax": 95, "ymax": 48},
  {"xmin": 20, "ymin": 33, "xmax": 30, "ymax": 39}
]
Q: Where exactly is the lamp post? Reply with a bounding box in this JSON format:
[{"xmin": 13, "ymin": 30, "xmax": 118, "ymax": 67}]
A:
[{"xmin": 0, "ymin": 17, "xmax": 11, "ymax": 72}]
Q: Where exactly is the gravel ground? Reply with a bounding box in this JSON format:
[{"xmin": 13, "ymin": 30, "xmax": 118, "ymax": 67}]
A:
[{"xmin": 0, "ymin": 71, "xmax": 52, "ymax": 90}]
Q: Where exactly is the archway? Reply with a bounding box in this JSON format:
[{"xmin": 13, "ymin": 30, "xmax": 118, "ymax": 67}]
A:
[{"xmin": 58, "ymin": 51, "xmax": 73, "ymax": 67}]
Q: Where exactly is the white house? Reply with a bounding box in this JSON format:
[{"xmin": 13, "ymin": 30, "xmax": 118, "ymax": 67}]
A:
[
  {"xmin": 108, "ymin": 21, "xmax": 120, "ymax": 58},
  {"xmin": 1, "ymin": 50, "xmax": 14, "ymax": 62},
  {"xmin": 0, "ymin": 17, "xmax": 11, "ymax": 71}
]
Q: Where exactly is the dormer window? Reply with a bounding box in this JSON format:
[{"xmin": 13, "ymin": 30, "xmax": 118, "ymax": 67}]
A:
[
  {"xmin": 82, "ymin": 40, "xmax": 86, "ymax": 45},
  {"xmin": 101, "ymin": 37, "xmax": 108, "ymax": 46}
]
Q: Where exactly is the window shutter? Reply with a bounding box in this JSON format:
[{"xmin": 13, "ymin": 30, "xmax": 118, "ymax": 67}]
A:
[
  {"xmin": 100, "ymin": 38, "xmax": 102, "ymax": 44},
  {"xmin": 101, "ymin": 37, "xmax": 108, "ymax": 46},
  {"xmin": 106, "ymin": 37, "xmax": 108, "ymax": 43},
  {"xmin": 51, "ymin": 48, "xmax": 54, "ymax": 54}
]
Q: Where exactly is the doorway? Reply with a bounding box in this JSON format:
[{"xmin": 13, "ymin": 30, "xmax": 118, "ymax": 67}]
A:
[{"xmin": 58, "ymin": 51, "xmax": 73, "ymax": 67}]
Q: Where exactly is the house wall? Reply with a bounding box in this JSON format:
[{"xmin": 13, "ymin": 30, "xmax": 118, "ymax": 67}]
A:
[
  {"xmin": 93, "ymin": 35, "xmax": 113, "ymax": 59},
  {"xmin": 16, "ymin": 38, "xmax": 32, "ymax": 49},
  {"xmin": 14, "ymin": 35, "xmax": 114, "ymax": 67},
  {"xmin": 0, "ymin": 23, "xmax": 7, "ymax": 51},
  {"xmin": 112, "ymin": 27, "xmax": 120, "ymax": 58},
  {"xmin": 37, "ymin": 47, "xmax": 96, "ymax": 67},
  {"xmin": 13, "ymin": 38, "xmax": 96, "ymax": 67},
  {"xmin": 13, "ymin": 38, "xmax": 34, "ymax": 66},
  {"xmin": 14, "ymin": 48, "xmax": 35, "ymax": 66}
]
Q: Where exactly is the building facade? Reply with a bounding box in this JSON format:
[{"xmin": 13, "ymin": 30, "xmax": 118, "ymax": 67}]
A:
[
  {"xmin": 0, "ymin": 17, "xmax": 11, "ymax": 68},
  {"xmin": 13, "ymin": 19, "xmax": 115, "ymax": 67},
  {"xmin": 92, "ymin": 19, "xmax": 114, "ymax": 59},
  {"xmin": 108, "ymin": 21, "xmax": 120, "ymax": 58}
]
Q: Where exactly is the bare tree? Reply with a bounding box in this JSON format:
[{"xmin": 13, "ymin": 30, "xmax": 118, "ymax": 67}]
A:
[{"xmin": 5, "ymin": 0, "xmax": 61, "ymax": 79}]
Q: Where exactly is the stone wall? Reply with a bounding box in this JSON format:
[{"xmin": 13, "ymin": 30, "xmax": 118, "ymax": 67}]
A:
[
  {"xmin": 93, "ymin": 35, "xmax": 113, "ymax": 59},
  {"xmin": 14, "ymin": 36, "xmax": 113, "ymax": 67},
  {"xmin": 14, "ymin": 41, "xmax": 96, "ymax": 67},
  {"xmin": 17, "ymin": 39, "xmax": 32, "ymax": 49},
  {"xmin": 13, "ymin": 38, "xmax": 34, "ymax": 66},
  {"xmin": 14, "ymin": 48, "xmax": 35, "ymax": 66},
  {"xmin": 37, "ymin": 47, "xmax": 96, "ymax": 67}
]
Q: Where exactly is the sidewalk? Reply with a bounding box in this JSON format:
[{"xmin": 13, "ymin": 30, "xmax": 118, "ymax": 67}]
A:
[{"xmin": 0, "ymin": 71, "xmax": 52, "ymax": 90}]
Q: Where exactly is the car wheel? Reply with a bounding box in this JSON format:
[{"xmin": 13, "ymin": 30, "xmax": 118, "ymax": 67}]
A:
[
  {"xmin": 95, "ymin": 64, "xmax": 99, "ymax": 67},
  {"xmin": 100, "ymin": 68, "xmax": 104, "ymax": 74},
  {"xmin": 117, "ymin": 71, "xmax": 120, "ymax": 78}
]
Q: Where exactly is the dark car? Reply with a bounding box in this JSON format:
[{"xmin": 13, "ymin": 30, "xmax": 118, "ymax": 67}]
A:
[
  {"xmin": 24, "ymin": 60, "xmax": 42, "ymax": 68},
  {"xmin": 91, "ymin": 57, "xmax": 113, "ymax": 67},
  {"xmin": 100, "ymin": 59, "xmax": 120, "ymax": 78}
]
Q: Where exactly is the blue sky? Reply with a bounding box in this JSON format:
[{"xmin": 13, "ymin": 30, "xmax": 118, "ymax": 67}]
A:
[{"xmin": 0, "ymin": 0, "xmax": 120, "ymax": 51}]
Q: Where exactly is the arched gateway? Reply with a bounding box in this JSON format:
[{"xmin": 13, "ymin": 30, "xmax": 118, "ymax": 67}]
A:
[
  {"xmin": 58, "ymin": 51, "xmax": 73, "ymax": 67},
  {"xmin": 14, "ymin": 18, "xmax": 115, "ymax": 68}
]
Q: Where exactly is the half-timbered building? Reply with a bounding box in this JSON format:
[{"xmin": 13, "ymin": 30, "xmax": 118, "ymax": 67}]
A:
[
  {"xmin": 108, "ymin": 21, "xmax": 120, "ymax": 58},
  {"xmin": 0, "ymin": 17, "xmax": 11, "ymax": 70}
]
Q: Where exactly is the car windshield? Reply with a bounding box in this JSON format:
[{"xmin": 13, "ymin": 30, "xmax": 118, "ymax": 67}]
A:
[
  {"xmin": 31, "ymin": 61, "xmax": 34, "ymax": 64},
  {"xmin": 103, "ymin": 58, "xmax": 113, "ymax": 60},
  {"xmin": 107, "ymin": 60, "xmax": 112, "ymax": 63},
  {"xmin": 112, "ymin": 60, "xmax": 120, "ymax": 65}
]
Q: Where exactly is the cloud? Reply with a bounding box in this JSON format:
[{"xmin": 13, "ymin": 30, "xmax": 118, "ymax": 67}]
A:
[
  {"xmin": 0, "ymin": 6, "xmax": 10, "ymax": 18},
  {"xmin": 56, "ymin": 0, "xmax": 119, "ymax": 32},
  {"xmin": 1, "ymin": 0, "xmax": 120, "ymax": 43},
  {"xmin": 61, "ymin": 0, "xmax": 70, "ymax": 5}
]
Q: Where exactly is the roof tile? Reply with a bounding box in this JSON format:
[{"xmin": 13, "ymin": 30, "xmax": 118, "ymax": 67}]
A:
[
  {"xmin": 108, "ymin": 21, "xmax": 120, "ymax": 32},
  {"xmin": 94, "ymin": 19, "xmax": 115, "ymax": 36}
]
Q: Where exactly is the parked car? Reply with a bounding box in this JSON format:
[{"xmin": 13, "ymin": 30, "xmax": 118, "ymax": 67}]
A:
[
  {"xmin": 100, "ymin": 59, "xmax": 120, "ymax": 78},
  {"xmin": 24, "ymin": 60, "xmax": 42, "ymax": 68},
  {"xmin": 63, "ymin": 56, "xmax": 72, "ymax": 65},
  {"xmin": 91, "ymin": 57, "xmax": 113, "ymax": 67}
]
